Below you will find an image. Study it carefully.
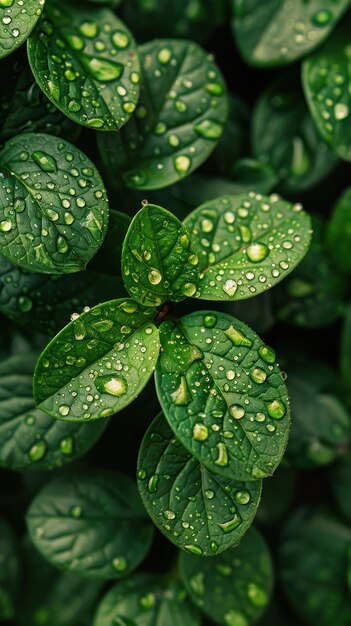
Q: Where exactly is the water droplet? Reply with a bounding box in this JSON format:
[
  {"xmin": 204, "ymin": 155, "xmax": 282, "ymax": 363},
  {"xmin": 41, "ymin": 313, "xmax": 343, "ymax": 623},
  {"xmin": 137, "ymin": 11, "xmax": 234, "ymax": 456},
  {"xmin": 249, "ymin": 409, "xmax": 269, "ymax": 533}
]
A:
[
  {"xmin": 224, "ymin": 609, "xmax": 248, "ymax": 626},
  {"xmin": 188, "ymin": 253, "xmax": 198, "ymax": 266},
  {"xmin": 183, "ymin": 282, "xmax": 197, "ymax": 297},
  {"xmin": 266, "ymin": 399, "xmax": 286, "ymax": 420},
  {"xmin": 148, "ymin": 268, "xmax": 162, "ymax": 285},
  {"xmin": 28, "ymin": 441, "xmax": 47, "ymax": 462},
  {"xmin": 205, "ymin": 82, "xmax": 224, "ymax": 96},
  {"xmin": 163, "ymin": 509, "xmax": 176, "ymax": 520},
  {"xmin": 0, "ymin": 220, "xmax": 12, "ymax": 233},
  {"xmin": 246, "ymin": 242, "xmax": 269, "ymax": 263},
  {"xmin": 92, "ymin": 319, "xmax": 114, "ymax": 332},
  {"xmin": 31, "ymin": 150, "xmax": 57, "ymax": 173},
  {"xmin": 18, "ymin": 296, "xmax": 33, "ymax": 312},
  {"xmin": 112, "ymin": 30, "xmax": 129, "ymax": 49},
  {"xmin": 148, "ymin": 474, "xmax": 159, "ymax": 493},
  {"xmin": 193, "ymin": 423, "xmax": 209, "ymax": 441},
  {"xmin": 218, "ymin": 513, "xmax": 242, "ymax": 533},
  {"xmin": 204, "ymin": 314, "xmax": 217, "ymax": 328},
  {"xmin": 58, "ymin": 404, "xmax": 70, "ymax": 416},
  {"xmin": 57, "ymin": 236, "xmax": 68, "ymax": 254},
  {"xmin": 205, "ymin": 489, "xmax": 214, "ymax": 499},
  {"xmin": 137, "ymin": 468, "xmax": 147, "ymax": 480},
  {"xmin": 194, "ymin": 119, "xmax": 223, "ymax": 139},
  {"xmin": 258, "ymin": 345, "xmax": 276, "ymax": 364},
  {"xmin": 60, "ymin": 437, "xmax": 74, "ymax": 455},
  {"xmin": 112, "ymin": 556, "xmax": 127, "ymax": 571},
  {"xmin": 81, "ymin": 54, "xmax": 124, "ymax": 81},
  {"xmin": 230, "ymin": 405, "xmax": 245, "ymax": 420},
  {"xmin": 96, "ymin": 375, "xmax": 127, "ymax": 397},
  {"xmin": 247, "ymin": 582, "xmax": 268, "ymax": 607},
  {"xmin": 312, "ymin": 9, "xmax": 333, "ymax": 26},
  {"xmin": 66, "ymin": 33, "xmax": 85, "ymax": 50},
  {"xmin": 215, "ymin": 442, "xmax": 228, "ymax": 466},
  {"xmin": 334, "ymin": 102, "xmax": 349, "ymax": 120},
  {"xmin": 222, "ymin": 279, "xmax": 237, "ymax": 298},
  {"xmin": 235, "ymin": 490, "xmax": 251, "ymax": 505},
  {"xmin": 185, "ymin": 544, "xmax": 203, "ymax": 555},
  {"xmin": 140, "ymin": 592, "xmax": 155, "ymax": 609},
  {"xmin": 201, "ymin": 218, "xmax": 214, "ymax": 233},
  {"xmin": 79, "ymin": 21, "xmax": 98, "ymax": 38},
  {"xmin": 171, "ymin": 376, "xmax": 191, "ymax": 405},
  {"xmin": 225, "ymin": 325, "xmax": 253, "ymax": 347},
  {"xmin": 250, "ymin": 368, "xmax": 267, "ymax": 384},
  {"xmin": 14, "ymin": 199, "xmax": 25, "ymax": 213},
  {"xmin": 174, "ymin": 155, "xmax": 191, "ymax": 174},
  {"xmin": 0, "ymin": 0, "xmax": 14, "ymax": 6},
  {"xmin": 190, "ymin": 572, "xmax": 205, "ymax": 595},
  {"xmin": 157, "ymin": 47, "xmax": 172, "ymax": 64}
]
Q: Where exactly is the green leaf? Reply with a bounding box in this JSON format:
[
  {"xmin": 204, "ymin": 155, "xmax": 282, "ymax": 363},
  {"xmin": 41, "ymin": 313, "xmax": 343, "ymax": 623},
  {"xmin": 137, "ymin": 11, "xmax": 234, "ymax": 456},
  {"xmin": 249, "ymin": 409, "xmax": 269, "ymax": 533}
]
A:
[
  {"xmin": 94, "ymin": 573, "xmax": 200, "ymax": 626},
  {"xmin": 34, "ymin": 298, "xmax": 160, "ymax": 421},
  {"xmin": 183, "ymin": 192, "xmax": 312, "ymax": 301},
  {"xmin": 0, "ymin": 353, "xmax": 107, "ymax": 471},
  {"xmin": 252, "ymin": 71, "xmax": 337, "ymax": 193},
  {"xmin": 91, "ymin": 209, "xmax": 131, "ymax": 277},
  {"xmin": 232, "ymin": 0, "xmax": 351, "ymax": 67},
  {"xmin": 283, "ymin": 357, "xmax": 350, "ymax": 468},
  {"xmin": 27, "ymin": 0, "xmax": 140, "ymax": 131},
  {"xmin": 0, "ymin": 61, "xmax": 79, "ymax": 145},
  {"xmin": 330, "ymin": 453, "xmax": 351, "ymax": 522},
  {"xmin": 303, "ymin": 30, "xmax": 351, "ymax": 162},
  {"xmin": 180, "ymin": 527, "xmax": 273, "ymax": 626},
  {"xmin": 122, "ymin": 203, "xmax": 200, "ymax": 306},
  {"xmin": 97, "ymin": 38, "xmax": 228, "ymax": 190},
  {"xmin": 279, "ymin": 509, "xmax": 351, "ymax": 626},
  {"xmin": 0, "ymin": 518, "xmax": 20, "ymax": 620},
  {"xmin": 0, "ymin": 0, "xmax": 45, "ymax": 59},
  {"xmin": 0, "ymin": 255, "xmax": 125, "ymax": 335},
  {"xmin": 155, "ymin": 311, "xmax": 290, "ymax": 481},
  {"xmin": 229, "ymin": 159, "xmax": 279, "ymax": 193},
  {"xmin": 275, "ymin": 217, "xmax": 347, "ymax": 328},
  {"xmin": 26, "ymin": 470, "xmax": 154, "ymax": 580},
  {"xmin": 137, "ymin": 413, "xmax": 262, "ymax": 556},
  {"xmin": 326, "ymin": 187, "xmax": 351, "ymax": 272},
  {"xmin": 0, "ymin": 132, "xmax": 109, "ymax": 274}
]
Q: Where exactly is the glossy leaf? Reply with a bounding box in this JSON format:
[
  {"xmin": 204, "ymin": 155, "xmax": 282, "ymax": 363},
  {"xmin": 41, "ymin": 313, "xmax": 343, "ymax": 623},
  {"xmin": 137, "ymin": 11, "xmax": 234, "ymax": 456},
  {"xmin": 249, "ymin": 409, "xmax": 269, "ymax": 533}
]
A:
[
  {"xmin": 27, "ymin": 0, "xmax": 140, "ymax": 131},
  {"xmin": 26, "ymin": 470, "xmax": 154, "ymax": 580},
  {"xmin": 275, "ymin": 217, "xmax": 347, "ymax": 327},
  {"xmin": 252, "ymin": 71, "xmax": 337, "ymax": 193},
  {"xmin": 0, "ymin": 0, "xmax": 45, "ymax": 59},
  {"xmin": 284, "ymin": 357, "xmax": 350, "ymax": 468},
  {"xmin": 0, "ymin": 518, "xmax": 20, "ymax": 620},
  {"xmin": 98, "ymin": 38, "xmax": 228, "ymax": 190},
  {"xmin": 183, "ymin": 192, "xmax": 312, "ymax": 301},
  {"xmin": 34, "ymin": 298, "xmax": 160, "ymax": 421},
  {"xmin": 91, "ymin": 209, "xmax": 131, "ymax": 277},
  {"xmin": 155, "ymin": 311, "xmax": 290, "ymax": 482},
  {"xmin": 330, "ymin": 454, "xmax": 351, "ymax": 522},
  {"xmin": 0, "ymin": 353, "xmax": 107, "ymax": 471},
  {"xmin": 279, "ymin": 509, "xmax": 351, "ymax": 626},
  {"xmin": 94, "ymin": 573, "xmax": 200, "ymax": 626},
  {"xmin": 0, "ymin": 61, "xmax": 79, "ymax": 145},
  {"xmin": 0, "ymin": 133, "xmax": 109, "ymax": 274},
  {"xmin": 0, "ymin": 255, "xmax": 125, "ymax": 335},
  {"xmin": 137, "ymin": 413, "xmax": 262, "ymax": 556},
  {"xmin": 232, "ymin": 0, "xmax": 350, "ymax": 67},
  {"xmin": 303, "ymin": 30, "xmax": 351, "ymax": 162},
  {"xmin": 180, "ymin": 527, "xmax": 273, "ymax": 626},
  {"xmin": 122, "ymin": 203, "xmax": 200, "ymax": 306},
  {"xmin": 326, "ymin": 187, "xmax": 351, "ymax": 272}
]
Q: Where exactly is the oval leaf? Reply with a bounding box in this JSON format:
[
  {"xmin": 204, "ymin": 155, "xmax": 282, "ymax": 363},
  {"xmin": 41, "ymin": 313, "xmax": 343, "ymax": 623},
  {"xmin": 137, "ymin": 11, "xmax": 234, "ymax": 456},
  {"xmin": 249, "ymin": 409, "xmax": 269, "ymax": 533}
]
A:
[
  {"xmin": 180, "ymin": 527, "xmax": 273, "ymax": 626},
  {"xmin": 232, "ymin": 0, "xmax": 350, "ymax": 67},
  {"xmin": 0, "ymin": 353, "xmax": 107, "ymax": 471},
  {"xmin": 303, "ymin": 30, "xmax": 351, "ymax": 162},
  {"xmin": 26, "ymin": 470, "xmax": 154, "ymax": 579},
  {"xmin": 155, "ymin": 311, "xmax": 290, "ymax": 481},
  {"xmin": 94, "ymin": 573, "xmax": 200, "ymax": 626},
  {"xmin": 98, "ymin": 38, "xmax": 228, "ymax": 189},
  {"xmin": 34, "ymin": 298, "xmax": 160, "ymax": 421},
  {"xmin": 0, "ymin": 0, "xmax": 45, "ymax": 59},
  {"xmin": 137, "ymin": 413, "xmax": 262, "ymax": 556},
  {"xmin": 0, "ymin": 255, "xmax": 125, "ymax": 335},
  {"xmin": 27, "ymin": 0, "xmax": 140, "ymax": 130},
  {"xmin": 183, "ymin": 192, "xmax": 312, "ymax": 301},
  {"xmin": 0, "ymin": 132, "xmax": 109, "ymax": 274},
  {"xmin": 122, "ymin": 203, "xmax": 200, "ymax": 306}
]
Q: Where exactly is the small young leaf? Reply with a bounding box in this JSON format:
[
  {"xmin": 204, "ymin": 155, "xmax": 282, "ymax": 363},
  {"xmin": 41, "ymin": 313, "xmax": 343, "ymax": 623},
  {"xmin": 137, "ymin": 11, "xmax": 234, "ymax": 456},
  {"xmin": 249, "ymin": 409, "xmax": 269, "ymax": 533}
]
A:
[
  {"xmin": 0, "ymin": 353, "xmax": 107, "ymax": 471},
  {"xmin": 27, "ymin": 0, "xmax": 140, "ymax": 130},
  {"xmin": 252, "ymin": 71, "xmax": 337, "ymax": 193},
  {"xmin": 34, "ymin": 298, "xmax": 160, "ymax": 421},
  {"xmin": 97, "ymin": 38, "xmax": 228, "ymax": 189},
  {"xmin": 137, "ymin": 413, "xmax": 262, "ymax": 556},
  {"xmin": 0, "ymin": 518, "xmax": 20, "ymax": 620},
  {"xmin": 0, "ymin": 255, "xmax": 125, "ymax": 335},
  {"xmin": 155, "ymin": 311, "xmax": 290, "ymax": 481},
  {"xmin": 326, "ymin": 187, "xmax": 351, "ymax": 272},
  {"xmin": 0, "ymin": 0, "xmax": 45, "ymax": 60},
  {"xmin": 183, "ymin": 192, "xmax": 312, "ymax": 301},
  {"xmin": 303, "ymin": 30, "xmax": 351, "ymax": 162},
  {"xmin": 330, "ymin": 454, "xmax": 351, "ymax": 522},
  {"xmin": 180, "ymin": 527, "xmax": 273, "ymax": 626},
  {"xmin": 26, "ymin": 470, "xmax": 154, "ymax": 579},
  {"xmin": 279, "ymin": 509, "xmax": 351, "ymax": 626},
  {"xmin": 94, "ymin": 573, "xmax": 200, "ymax": 626},
  {"xmin": 232, "ymin": 0, "xmax": 350, "ymax": 67},
  {"xmin": 122, "ymin": 203, "xmax": 200, "ymax": 306},
  {"xmin": 0, "ymin": 133, "xmax": 109, "ymax": 274}
]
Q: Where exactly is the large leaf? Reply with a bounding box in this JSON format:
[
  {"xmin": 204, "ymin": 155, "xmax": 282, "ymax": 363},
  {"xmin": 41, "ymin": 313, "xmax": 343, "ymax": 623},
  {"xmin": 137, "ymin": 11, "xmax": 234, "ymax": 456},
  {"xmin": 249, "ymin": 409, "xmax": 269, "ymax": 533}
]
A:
[
  {"xmin": 279, "ymin": 509, "xmax": 351, "ymax": 626},
  {"xmin": 0, "ymin": 255, "xmax": 125, "ymax": 335},
  {"xmin": 94, "ymin": 573, "xmax": 200, "ymax": 626},
  {"xmin": 232, "ymin": 0, "xmax": 351, "ymax": 67},
  {"xmin": 0, "ymin": 518, "xmax": 20, "ymax": 620},
  {"xmin": 330, "ymin": 454, "xmax": 351, "ymax": 522},
  {"xmin": 183, "ymin": 192, "xmax": 312, "ymax": 301},
  {"xmin": 34, "ymin": 298, "xmax": 160, "ymax": 421},
  {"xmin": 0, "ymin": 353, "xmax": 107, "ymax": 471},
  {"xmin": 326, "ymin": 187, "xmax": 351, "ymax": 272},
  {"xmin": 180, "ymin": 527, "xmax": 273, "ymax": 626},
  {"xmin": 0, "ymin": 0, "xmax": 45, "ymax": 59},
  {"xmin": 26, "ymin": 470, "xmax": 154, "ymax": 580},
  {"xmin": 97, "ymin": 38, "xmax": 228, "ymax": 190},
  {"xmin": 252, "ymin": 71, "xmax": 337, "ymax": 193},
  {"xmin": 0, "ymin": 133, "xmax": 109, "ymax": 274},
  {"xmin": 137, "ymin": 413, "xmax": 262, "ymax": 556},
  {"xmin": 303, "ymin": 30, "xmax": 351, "ymax": 162},
  {"xmin": 122, "ymin": 203, "xmax": 200, "ymax": 306},
  {"xmin": 155, "ymin": 311, "xmax": 290, "ymax": 481},
  {"xmin": 27, "ymin": 0, "xmax": 140, "ymax": 130}
]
